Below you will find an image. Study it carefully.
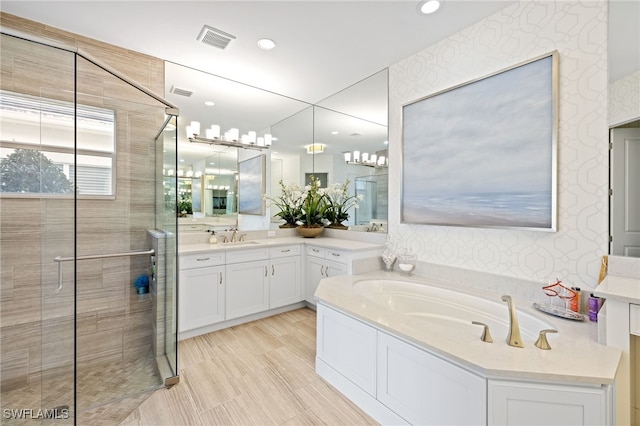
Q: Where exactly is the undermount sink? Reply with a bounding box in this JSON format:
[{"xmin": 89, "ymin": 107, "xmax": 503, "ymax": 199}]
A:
[{"xmin": 221, "ymin": 240, "xmax": 260, "ymax": 247}]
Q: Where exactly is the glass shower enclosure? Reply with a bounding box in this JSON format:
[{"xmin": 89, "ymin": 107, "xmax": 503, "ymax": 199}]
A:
[{"xmin": 0, "ymin": 32, "xmax": 179, "ymax": 424}]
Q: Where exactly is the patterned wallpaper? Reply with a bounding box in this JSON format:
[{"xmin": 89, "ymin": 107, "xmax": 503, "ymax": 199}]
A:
[
  {"xmin": 609, "ymin": 70, "xmax": 640, "ymax": 126},
  {"xmin": 388, "ymin": 1, "xmax": 609, "ymax": 289}
]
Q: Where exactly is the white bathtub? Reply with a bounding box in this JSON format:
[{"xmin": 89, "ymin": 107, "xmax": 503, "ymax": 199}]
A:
[{"xmin": 353, "ymin": 278, "xmax": 554, "ymax": 342}]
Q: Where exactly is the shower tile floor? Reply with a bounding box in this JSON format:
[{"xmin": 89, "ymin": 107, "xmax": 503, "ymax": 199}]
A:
[{"xmin": 1, "ymin": 351, "xmax": 162, "ymax": 425}]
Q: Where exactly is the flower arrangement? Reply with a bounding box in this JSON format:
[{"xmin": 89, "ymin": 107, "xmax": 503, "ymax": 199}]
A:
[
  {"xmin": 323, "ymin": 179, "xmax": 362, "ymax": 228},
  {"xmin": 264, "ymin": 180, "xmax": 305, "ymax": 227},
  {"xmin": 298, "ymin": 176, "xmax": 327, "ymax": 227},
  {"xmin": 265, "ymin": 177, "xmax": 361, "ymax": 236}
]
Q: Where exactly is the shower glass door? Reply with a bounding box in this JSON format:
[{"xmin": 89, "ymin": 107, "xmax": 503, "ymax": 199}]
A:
[
  {"xmin": 1, "ymin": 31, "xmax": 179, "ymax": 425},
  {"xmin": 71, "ymin": 55, "xmax": 168, "ymax": 421},
  {"xmin": 0, "ymin": 34, "xmax": 77, "ymax": 423}
]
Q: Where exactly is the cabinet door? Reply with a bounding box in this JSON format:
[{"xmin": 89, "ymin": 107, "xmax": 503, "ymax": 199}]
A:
[
  {"xmin": 305, "ymin": 256, "xmax": 326, "ymax": 304},
  {"xmin": 306, "ymin": 257, "xmax": 348, "ymax": 304},
  {"xmin": 324, "ymin": 259, "xmax": 347, "ymax": 278},
  {"xmin": 270, "ymin": 256, "xmax": 301, "ymax": 309},
  {"xmin": 317, "ymin": 304, "xmax": 377, "ymax": 396},
  {"xmin": 488, "ymin": 380, "xmax": 610, "ymax": 426},
  {"xmin": 225, "ymin": 260, "xmax": 269, "ymax": 320},
  {"xmin": 377, "ymin": 332, "xmax": 486, "ymax": 425},
  {"xmin": 178, "ymin": 266, "xmax": 224, "ymax": 332}
]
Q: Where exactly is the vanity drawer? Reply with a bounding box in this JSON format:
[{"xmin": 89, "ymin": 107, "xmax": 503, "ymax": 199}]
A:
[
  {"xmin": 325, "ymin": 248, "xmax": 348, "ymax": 264},
  {"xmin": 179, "ymin": 223, "xmax": 207, "ymax": 232},
  {"xmin": 631, "ymin": 304, "xmax": 640, "ymax": 336},
  {"xmin": 306, "ymin": 246, "xmax": 326, "ymax": 258},
  {"xmin": 181, "ymin": 252, "xmax": 225, "ymax": 269},
  {"xmin": 306, "ymin": 245, "xmax": 348, "ymax": 264},
  {"xmin": 225, "ymin": 247, "xmax": 269, "ymax": 264},
  {"xmin": 269, "ymin": 244, "xmax": 300, "ymax": 259}
]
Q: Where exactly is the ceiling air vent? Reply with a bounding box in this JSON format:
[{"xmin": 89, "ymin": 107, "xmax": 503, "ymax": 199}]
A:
[
  {"xmin": 197, "ymin": 25, "xmax": 236, "ymax": 50},
  {"xmin": 170, "ymin": 86, "xmax": 193, "ymax": 97}
]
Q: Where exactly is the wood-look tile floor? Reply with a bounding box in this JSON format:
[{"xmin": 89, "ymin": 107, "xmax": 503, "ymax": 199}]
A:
[{"xmin": 121, "ymin": 308, "xmax": 378, "ymax": 426}]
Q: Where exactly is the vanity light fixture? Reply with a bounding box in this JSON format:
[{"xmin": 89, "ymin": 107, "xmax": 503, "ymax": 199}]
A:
[
  {"xmin": 418, "ymin": 0, "xmax": 441, "ymax": 14},
  {"xmin": 306, "ymin": 144, "xmax": 325, "ymax": 154},
  {"xmin": 186, "ymin": 121, "xmax": 272, "ymax": 151},
  {"xmin": 344, "ymin": 150, "xmax": 388, "ymax": 168}
]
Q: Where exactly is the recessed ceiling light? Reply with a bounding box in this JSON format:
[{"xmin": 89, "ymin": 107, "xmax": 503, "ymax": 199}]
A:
[
  {"xmin": 204, "ymin": 101, "xmax": 215, "ymax": 106},
  {"xmin": 331, "ymin": 131, "xmax": 339, "ymax": 135},
  {"xmin": 418, "ymin": 0, "xmax": 441, "ymax": 14},
  {"xmin": 258, "ymin": 38, "xmax": 276, "ymax": 50}
]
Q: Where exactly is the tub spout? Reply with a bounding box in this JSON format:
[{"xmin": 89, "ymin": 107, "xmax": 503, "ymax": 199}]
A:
[{"xmin": 501, "ymin": 295, "xmax": 524, "ymax": 348}]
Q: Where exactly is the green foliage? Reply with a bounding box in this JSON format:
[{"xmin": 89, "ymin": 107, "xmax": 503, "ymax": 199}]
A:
[
  {"xmin": 299, "ymin": 176, "xmax": 327, "ymax": 226},
  {"xmin": 323, "ymin": 179, "xmax": 362, "ymax": 224},
  {"xmin": 178, "ymin": 199, "xmax": 192, "ymax": 214},
  {"xmin": 0, "ymin": 149, "xmax": 73, "ymax": 193},
  {"xmin": 264, "ymin": 180, "xmax": 304, "ymax": 225}
]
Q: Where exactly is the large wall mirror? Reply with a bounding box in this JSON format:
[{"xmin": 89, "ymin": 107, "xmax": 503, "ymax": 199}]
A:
[
  {"xmin": 608, "ymin": 0, "xmax": 640, "ymax": 258},
  {"xmin": 165, "ymin": 62, "xmax": 389, "ymax": 232}
]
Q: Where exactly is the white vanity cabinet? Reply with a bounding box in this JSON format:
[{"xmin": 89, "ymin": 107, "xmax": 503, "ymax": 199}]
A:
[
  {"xmin": 305, "ymin": 246, "xmax": 348, "ymax": 303},
  {"xmin": 225, "ymin": 248, "xmax": 270, "ymax": 320},
  {"xmin": 488, "ymin": 380, "xmax": 612, "ymax": 426},
  {"xmin": 225, "ymin": 244, "xmax": 303, "ymax": 320},
  {"xmin": 178, "ymin": 252, "xmax": 226, "ymax": 333}
]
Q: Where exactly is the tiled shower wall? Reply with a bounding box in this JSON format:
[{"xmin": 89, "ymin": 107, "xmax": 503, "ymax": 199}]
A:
[{"xmin": 0, "ymin": 13, "xmax": 166, "ymax": 391}]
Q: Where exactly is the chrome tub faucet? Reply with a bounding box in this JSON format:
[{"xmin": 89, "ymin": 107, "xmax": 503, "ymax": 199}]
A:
[{"xmin": 501, "ymin": 295, "xmax": 524, "ymax": 348}]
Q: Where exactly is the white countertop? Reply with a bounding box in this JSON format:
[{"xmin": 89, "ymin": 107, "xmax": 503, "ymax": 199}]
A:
[
  {"xmin": 179, "ymin": 236, "xmax": 384, "ymax": 255},
  {"xmin": 593, "ymin": 275, "xmax": 640, "ymax": 305},
  {"xmin": 315, "ymin": 270, "xmax": 622, "ymax": 385}
]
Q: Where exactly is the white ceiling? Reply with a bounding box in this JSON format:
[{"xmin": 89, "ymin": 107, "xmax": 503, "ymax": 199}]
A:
[
  {"xmin": 2, "ymin": 0, "xmax": 638, "ymax": 165},
  {"xmin": 0, "ymin": 0, "xmax": 521, "ymax": 105}
]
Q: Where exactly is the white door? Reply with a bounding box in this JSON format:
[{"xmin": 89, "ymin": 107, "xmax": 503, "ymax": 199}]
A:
[{"xmin": 610, "ymin": 127, "xmax": 640, "ymax": 257}]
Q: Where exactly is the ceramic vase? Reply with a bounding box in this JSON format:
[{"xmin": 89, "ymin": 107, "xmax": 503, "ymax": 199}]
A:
[{"xmin": 296, "ymin": 225, "xmax": 324, "ymax": 238}]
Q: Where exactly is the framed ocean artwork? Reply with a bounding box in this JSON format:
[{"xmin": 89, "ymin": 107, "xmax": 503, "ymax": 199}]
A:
[
  {"xmin": 238, "ymin": 154, "xmax": 266, "ymax": 215},
  {"xmin": 401, "ymin": 51, "xmax": 558, "ymax": 231}
]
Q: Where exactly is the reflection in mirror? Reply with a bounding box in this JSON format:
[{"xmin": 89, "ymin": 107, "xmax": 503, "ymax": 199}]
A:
[
  {"xmin": 308, "ymin": 68, "xmax": 389, "ymax": 229},
  {"xmin": 270, "ymin": 105, "xmax": 314, "ymax": 187},
  {"xmin": 608, "ymin": 0, "xmax": 640, "ymax": 257},
  {"xmin": 316, "ymin": 69, "xmax": 388, "ymax": 126},
  {"xmin": 312, "ymin": 105, "xmax": 389, "ymax": 227},
  {"xmin": 165, "ymin": 62, "xmax": 312, "ymax": 227},
  {"xmin": 165, "ymin": 62, "xmax": 389, "ymax": 232}
]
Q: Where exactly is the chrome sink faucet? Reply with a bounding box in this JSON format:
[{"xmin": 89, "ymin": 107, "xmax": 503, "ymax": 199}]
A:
[{"xmin": 501, "ymin": 295, "xmax": 524, "ymax": 348}]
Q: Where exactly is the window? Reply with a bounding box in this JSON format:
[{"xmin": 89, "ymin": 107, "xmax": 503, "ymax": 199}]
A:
[{"xmin": 0, "ymin": 90, "xmax": 115, "ymax": 196}]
